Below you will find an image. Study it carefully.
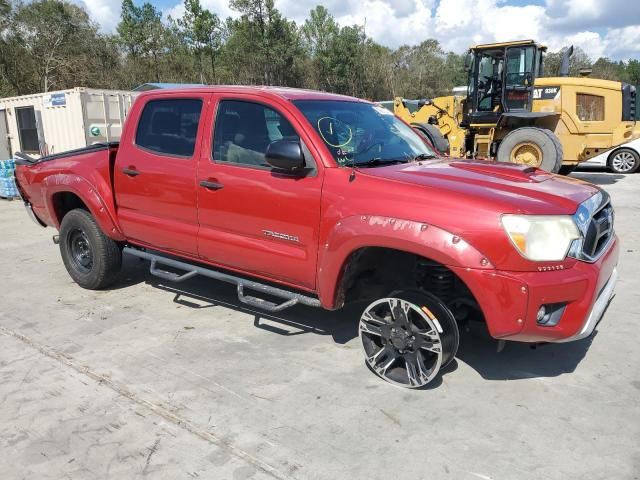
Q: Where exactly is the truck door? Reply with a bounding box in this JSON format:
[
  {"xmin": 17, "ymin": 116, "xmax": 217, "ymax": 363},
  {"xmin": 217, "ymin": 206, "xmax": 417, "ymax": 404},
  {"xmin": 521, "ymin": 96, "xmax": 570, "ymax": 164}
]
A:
[
  {"xmin": 503, "ymin": 45, "xmax": 536, "ymax": 112},
  {"xmin": 0, "ymin": 110, "xmax": 11, "ymax": 158},
  {"xmin": 196, "ymin": 96, "xmax": 323, "ymax": 290},
  {"xmin": 114, "ymin": 94, "xmax": 209, "ymax": 255}
]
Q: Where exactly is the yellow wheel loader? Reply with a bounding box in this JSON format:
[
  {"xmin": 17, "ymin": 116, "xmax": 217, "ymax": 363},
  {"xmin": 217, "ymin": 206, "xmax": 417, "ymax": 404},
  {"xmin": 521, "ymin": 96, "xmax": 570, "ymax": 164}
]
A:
[{"xmin": 394, "ymin": 40, "xmax": 638, "ymax": 173}]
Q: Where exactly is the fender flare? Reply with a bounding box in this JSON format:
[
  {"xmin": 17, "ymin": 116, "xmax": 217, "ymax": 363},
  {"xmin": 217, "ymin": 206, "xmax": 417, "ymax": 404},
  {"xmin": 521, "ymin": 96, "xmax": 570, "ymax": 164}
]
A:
[
  {"xmin": 316, "ymin": 215, "xmax": 494, "ymax": 309},
  {"xmin": 41, "ymin": 174, "xmax": 126, "ymax": 241}
]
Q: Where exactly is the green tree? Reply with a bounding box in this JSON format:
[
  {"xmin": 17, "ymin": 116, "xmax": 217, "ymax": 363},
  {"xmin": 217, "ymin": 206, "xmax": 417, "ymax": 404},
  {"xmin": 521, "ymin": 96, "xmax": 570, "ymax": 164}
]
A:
[
  {"xmin": 591, "ymin": 57, "xmax": 623, "ymax": 80},
  {"xmin": 225, "ymin": 0, "xmax": 302, "ymax": 85},
  {"xmin": 328, "ymin": 25, "xmax": 367, "ymax": 96},
  {"xmin": 386, "ymin": 40, "xmax": 459, "ymax": 99},
  {"xmin": 543, "ymin": 46, "xmax": 592, "ymax": 77},
  {"xmin": 179, "ymin": 0, "xmax": 221, "ymax": 83},
  {"xmin": 0, "ymin": 0, "xmax": 118, "ymax": 94},
  {"xmin": 117, "ymin": 0, "xmax": 143, "ymax": 58},
  {"xmin": 140, "ymin": 3, "xmax": 165, "ymax": 81},
  {"xmin": 626, "ymin": 59, "xmax": 640, "ymax": 85},
  {"xmin": 116, "ymin": 0, "xmax": 166, "ymax": 84},
  {"xmin": 301, "ymin": 6, "xmax": 339, "ymax": 91},
  {"xmin": 161, "ymin": 16, "xmax": 199, "ymax": 83},
  {"xmin": 0, "ymin": 0, "xmax": 23, "ymax": 95}
]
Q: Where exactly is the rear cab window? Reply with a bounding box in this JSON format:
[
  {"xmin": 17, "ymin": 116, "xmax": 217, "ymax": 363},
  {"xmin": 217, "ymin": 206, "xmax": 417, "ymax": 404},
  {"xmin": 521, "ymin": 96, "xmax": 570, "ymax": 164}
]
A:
[{"xmin": 135, "ymin": 99, "xmax": 203, "ymax": 157}]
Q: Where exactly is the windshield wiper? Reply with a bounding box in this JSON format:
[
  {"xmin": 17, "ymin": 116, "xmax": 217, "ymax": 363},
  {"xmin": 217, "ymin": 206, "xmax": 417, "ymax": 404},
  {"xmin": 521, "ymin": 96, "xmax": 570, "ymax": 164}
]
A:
[
  {"xmin": 414, "ymin": 153, "xmax": 437, "ymax": 161},
  {"xmin": 356, "ymin": 158, "xmax": 409, "ymax": 168}
]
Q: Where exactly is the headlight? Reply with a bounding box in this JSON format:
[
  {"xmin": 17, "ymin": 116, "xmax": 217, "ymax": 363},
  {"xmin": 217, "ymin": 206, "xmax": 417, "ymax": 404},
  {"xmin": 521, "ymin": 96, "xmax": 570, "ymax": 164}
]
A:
[{"xmin": 501, "ymin": 215, "xmax": 580, "ymax": 262}]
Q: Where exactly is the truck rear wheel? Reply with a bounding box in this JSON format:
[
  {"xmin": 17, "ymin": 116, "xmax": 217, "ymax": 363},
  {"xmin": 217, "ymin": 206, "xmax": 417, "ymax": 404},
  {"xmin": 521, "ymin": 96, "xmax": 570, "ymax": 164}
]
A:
[
  {"xmin": 497, "ymin": 127, "xmax": 563, "ymax": 173},
  {"xmin": 59, "ymin": 209, "xmax": 122, "ymax": 289},
  {"xmin": 359, "ymin": 290, "xmax": 459, "ymax": 388}
]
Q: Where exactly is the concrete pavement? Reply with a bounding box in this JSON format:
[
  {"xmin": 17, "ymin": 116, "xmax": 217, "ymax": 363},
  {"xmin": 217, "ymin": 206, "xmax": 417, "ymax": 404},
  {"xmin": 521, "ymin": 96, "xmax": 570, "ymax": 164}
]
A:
[{"xmin": 1, "ymin": 170, "xmax": 639, "ymax": 480}]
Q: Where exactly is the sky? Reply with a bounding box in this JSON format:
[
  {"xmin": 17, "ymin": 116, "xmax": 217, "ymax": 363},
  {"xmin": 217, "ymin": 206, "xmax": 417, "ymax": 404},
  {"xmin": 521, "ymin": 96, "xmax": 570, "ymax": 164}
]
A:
[{"xmin": 75, "ymin": 0, "xmax": 640, "ymax": 61}]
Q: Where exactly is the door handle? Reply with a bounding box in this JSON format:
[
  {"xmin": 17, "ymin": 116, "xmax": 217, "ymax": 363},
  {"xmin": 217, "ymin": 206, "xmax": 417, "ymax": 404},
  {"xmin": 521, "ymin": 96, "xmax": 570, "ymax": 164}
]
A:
[
  {"xmin": 122, "ymin": 167, "xmax": 141, "ymax": 177},
  {"xmin": 200, "ymin": 180, "xmax": 224, "ymax": 190}
]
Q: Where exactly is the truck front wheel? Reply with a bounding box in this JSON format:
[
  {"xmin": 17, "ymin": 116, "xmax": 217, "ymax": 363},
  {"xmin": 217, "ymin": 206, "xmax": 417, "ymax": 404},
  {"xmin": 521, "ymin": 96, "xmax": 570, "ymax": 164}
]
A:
[
  {"xmin": 359, "ymin": 291, "xmax": 459, "ymax": 388},
  {"xmin": 59, "ymin": 208, "xmax": 122, "ymax": 289}
]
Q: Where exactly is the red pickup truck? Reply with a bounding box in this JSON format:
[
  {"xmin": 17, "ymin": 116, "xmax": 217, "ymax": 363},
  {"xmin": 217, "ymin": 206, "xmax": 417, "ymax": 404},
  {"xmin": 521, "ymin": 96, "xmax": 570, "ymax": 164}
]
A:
[{"xmin": 15, "ymin": 86, "xmax": 619, "ymax": 388}]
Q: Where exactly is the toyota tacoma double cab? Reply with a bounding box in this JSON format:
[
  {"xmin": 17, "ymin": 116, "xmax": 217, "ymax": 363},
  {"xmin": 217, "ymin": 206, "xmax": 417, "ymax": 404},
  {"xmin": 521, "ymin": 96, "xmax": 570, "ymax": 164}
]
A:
[{"xmin": 15, "ymin": 86, "xmax": 619, "ymax": 388}]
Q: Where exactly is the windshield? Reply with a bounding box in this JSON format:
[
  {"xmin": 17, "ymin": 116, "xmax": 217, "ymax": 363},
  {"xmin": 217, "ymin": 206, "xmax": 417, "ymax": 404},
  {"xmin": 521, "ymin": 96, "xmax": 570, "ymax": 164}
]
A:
[{"xmin": 293, "ymin": 100, "xmax": 436, "ymax": 166}]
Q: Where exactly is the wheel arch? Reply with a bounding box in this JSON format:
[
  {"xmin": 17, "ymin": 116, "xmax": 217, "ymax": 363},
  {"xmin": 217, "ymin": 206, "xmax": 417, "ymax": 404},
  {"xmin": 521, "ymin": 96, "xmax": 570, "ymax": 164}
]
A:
[
  {"xmin": 43, "ymin": 174, "xmax": 126, "ymax": 241},
  {"xmin": 317, "ymin": 215, "xmax": 493, "ymax": 310}
]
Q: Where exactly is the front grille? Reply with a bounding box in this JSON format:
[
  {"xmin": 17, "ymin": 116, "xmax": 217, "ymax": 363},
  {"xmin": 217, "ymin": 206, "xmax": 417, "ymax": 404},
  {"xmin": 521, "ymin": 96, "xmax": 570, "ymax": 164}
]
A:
[
  {"xmin": 570, "ymin": 191, "xmax": 614, "ymax": 262},
  {"xmin": 583, "ymin": 204, "xmax": 614, "ymax": 259}
]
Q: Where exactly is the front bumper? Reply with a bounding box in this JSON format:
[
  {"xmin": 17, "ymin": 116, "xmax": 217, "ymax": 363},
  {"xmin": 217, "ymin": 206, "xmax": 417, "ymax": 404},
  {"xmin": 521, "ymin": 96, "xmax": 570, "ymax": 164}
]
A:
[
  {"xmin": 451, "ymin": 235, "xmax": 620, "ymax": 343},
  {"xmin": 553, "ymin": 267, "xmax": 617, "ymax": 342}
]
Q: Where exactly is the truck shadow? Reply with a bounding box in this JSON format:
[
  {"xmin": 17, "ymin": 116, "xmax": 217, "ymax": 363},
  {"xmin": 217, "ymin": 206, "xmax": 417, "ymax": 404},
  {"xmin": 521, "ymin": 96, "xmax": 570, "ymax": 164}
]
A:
[
  {"xmin": 118, "ymin": 256, "xmax": 593, "ymax": 384},
  {"xmin": 454, "ymin": 322, "xmax": 593, "ymax": 381},
  {"xmin": 144, "ymin": 274, "xmax": 360, "ymax": 345}
]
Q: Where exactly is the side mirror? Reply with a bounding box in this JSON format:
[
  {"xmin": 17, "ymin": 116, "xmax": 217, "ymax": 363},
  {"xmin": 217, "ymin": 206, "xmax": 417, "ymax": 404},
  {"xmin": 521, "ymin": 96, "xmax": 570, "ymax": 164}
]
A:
[{"xmin": 266, "ymin": 140, "xmax": 305, "ymax": 174}]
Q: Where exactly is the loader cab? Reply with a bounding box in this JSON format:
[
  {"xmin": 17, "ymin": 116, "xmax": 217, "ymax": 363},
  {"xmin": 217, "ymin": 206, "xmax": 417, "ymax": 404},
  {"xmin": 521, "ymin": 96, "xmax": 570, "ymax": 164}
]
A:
[{"xmin": 463, "ymin": 40, "xmax": 545, "ymax": 126}]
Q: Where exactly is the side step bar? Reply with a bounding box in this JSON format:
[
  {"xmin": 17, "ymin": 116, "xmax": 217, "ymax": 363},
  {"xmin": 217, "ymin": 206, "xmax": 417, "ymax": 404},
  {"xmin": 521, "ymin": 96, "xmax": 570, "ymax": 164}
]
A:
[{"xmin": 123, "ymin": 247, "xmax": 321, "ymax": 313}]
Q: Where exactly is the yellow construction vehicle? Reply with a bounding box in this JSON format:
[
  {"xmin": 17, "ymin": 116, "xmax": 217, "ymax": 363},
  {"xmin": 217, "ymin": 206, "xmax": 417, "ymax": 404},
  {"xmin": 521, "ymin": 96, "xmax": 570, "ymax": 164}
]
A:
[{"xmin": 394, "ymin": 40, "xmax": 638, "ymax": 173}]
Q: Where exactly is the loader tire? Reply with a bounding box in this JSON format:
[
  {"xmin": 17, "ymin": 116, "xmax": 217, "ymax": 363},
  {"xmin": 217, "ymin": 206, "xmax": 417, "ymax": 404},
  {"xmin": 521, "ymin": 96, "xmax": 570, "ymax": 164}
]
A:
[
  {"xmin": 497, "ymin": 127, "xmax": 563, "ymax": 173},
  {"xmin": 412, "ymin": 123, "xmax": 450, "ymax": 155}
]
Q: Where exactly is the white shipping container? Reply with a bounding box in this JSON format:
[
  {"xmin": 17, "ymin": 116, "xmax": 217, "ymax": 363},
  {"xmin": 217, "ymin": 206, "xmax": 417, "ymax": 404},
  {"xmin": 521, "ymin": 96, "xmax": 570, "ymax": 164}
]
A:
[{"xmin": 0, "ymin": 87, "xmax": 137, "ymax": 159}]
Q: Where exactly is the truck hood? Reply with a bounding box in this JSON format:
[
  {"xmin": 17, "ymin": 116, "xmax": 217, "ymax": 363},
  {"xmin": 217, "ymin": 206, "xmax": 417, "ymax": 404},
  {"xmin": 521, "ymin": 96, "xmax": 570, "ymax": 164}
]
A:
[{"xmin": 360, "ymin": 158, "xmax": 599, "ymax": 215}]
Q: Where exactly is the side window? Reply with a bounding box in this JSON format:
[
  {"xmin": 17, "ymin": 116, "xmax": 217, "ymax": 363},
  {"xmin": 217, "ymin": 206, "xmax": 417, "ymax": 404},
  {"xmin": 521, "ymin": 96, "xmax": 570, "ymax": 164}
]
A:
[
  {"xmin": 476, "ymin": 54, "xmax": 504, "ymax": 112},
  {"xmin": 135, "ymin": 99, "xmax": 203, "ymax": 157},
  {"xmin": 576, "ymin": 94, "xmax": 605, "ymax": 121},
  {"xmin": 16, "ymin": 106, "xmax": 40, "ymax": 154},
  {"xmin": 212, "ymin": 100, "xmax": 300, "ymax": 167}
]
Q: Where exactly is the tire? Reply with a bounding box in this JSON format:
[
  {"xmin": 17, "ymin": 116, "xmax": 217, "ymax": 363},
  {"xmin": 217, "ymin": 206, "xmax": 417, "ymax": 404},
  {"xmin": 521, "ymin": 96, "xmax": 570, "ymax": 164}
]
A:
[
  {"xmin": 608, "ymin": 148, "xmax": 639, "ymax": 174},
  {"xmin": 412, "ymin": 123, "xmax": 449, "ymax": 154},
  {"xmin": 496, "ymin": 127, "xmax": 563, "ymax": 173},
  {"xmin": 59, "ymin": 208, "xmax": 122, "ymax": 289},
  {"xmin": 358, "ymin": 290, "xmax": 459, "ymax": 388}
]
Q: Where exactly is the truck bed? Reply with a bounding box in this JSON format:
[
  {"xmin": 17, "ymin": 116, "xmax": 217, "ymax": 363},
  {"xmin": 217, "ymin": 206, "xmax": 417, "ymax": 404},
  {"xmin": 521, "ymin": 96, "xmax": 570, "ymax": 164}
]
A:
[{"xmin": 15, "ymin": 142, "xmax": 120, "ymax": 166}]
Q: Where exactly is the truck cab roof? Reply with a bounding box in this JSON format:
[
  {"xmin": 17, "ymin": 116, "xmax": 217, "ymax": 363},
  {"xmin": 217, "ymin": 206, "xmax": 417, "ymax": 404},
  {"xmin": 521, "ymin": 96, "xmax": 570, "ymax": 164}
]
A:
[{"xmin": 135, "ymin": 85, "xmax": 367, "ymax": 103}]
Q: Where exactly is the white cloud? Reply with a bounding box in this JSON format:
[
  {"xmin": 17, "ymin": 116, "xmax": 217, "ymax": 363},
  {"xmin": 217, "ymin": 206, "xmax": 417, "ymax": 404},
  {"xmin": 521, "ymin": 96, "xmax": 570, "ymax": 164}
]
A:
[
  {"xmin": 76, "ymin": 0, "xmax": 640, "ymax": 60},
  {"xmin": 433, "ymin": 0, "xmax": 547, "ymax": 53},
  {"xmin": 335, "ymin": 0, "xmax": 435, "ymax": 47},
  {"xmin": 564, "ymin": 31, "xmax": 605, "ymax": 58},
  {"xmin": 77, "ymin": 0, "xmax": 121, "ymax": 31},
  {"xmin": 162, "ymin": 2, "xmax": 185, "ymax": 21},
  {"xmin": 199, "ymin": 0, "xmax": 235, "ymax": 19},
  {"xmin": 603, "ymin": 25, "xmax": 640, "ymax": 60}
]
